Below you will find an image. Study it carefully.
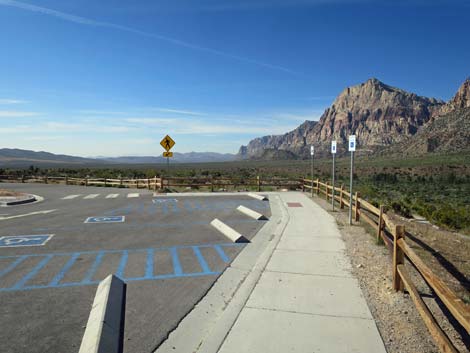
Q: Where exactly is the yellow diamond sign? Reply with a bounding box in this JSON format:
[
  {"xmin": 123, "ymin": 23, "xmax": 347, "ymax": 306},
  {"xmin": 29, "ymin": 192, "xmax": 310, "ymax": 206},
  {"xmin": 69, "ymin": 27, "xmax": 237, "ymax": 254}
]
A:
[{"xmin": 160, "ymin": 135, "xmax": 175, "ymax": 152}]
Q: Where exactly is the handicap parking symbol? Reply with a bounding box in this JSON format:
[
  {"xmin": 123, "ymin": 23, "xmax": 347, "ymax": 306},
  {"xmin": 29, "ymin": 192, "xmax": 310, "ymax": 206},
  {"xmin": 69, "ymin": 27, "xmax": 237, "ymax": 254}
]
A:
[
  {"xmin": 84, "ymin": 216, "xmax": 125, "ymax": 224},
  {"xmin": 0, "ymin": 234, "xmax": 54, "ymax": 248}
]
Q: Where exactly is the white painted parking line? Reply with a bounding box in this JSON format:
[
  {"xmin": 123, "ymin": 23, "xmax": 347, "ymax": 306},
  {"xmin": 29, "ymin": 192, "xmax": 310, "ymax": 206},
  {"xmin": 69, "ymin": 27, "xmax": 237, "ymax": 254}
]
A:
[
  {"xmin": 127, "ymin": 193, "xmax": 139, "ymax": 198},
  {"xmin": 0, "ymin": 210, "xmax": 57, "ymax": 221},
  {"xmin": 106, "ymin": 194, "xmax": 120, "ymax": 199},
  {"xmin": 62, "ymin": 194, "xmax": 81, "ymax": 200},
  {"xmin": 84, "ymin": 194, "xmax": 100, "ymax": 199}
]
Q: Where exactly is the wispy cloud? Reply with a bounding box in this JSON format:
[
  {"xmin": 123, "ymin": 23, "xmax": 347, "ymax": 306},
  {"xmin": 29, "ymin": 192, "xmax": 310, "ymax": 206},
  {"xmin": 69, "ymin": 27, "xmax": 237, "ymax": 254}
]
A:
[
  {"xmin": 0, "ymin": 99, "xmax": 28, "ymax": 104},
  {"xmin": 0, "ymin": 110, "xmax": 38, "ymax": 117},
  {"xmin": 152, "ymin": 108, "xmax": 207, "ymax": 116},
  {"xmin": 0, "ymin": 0, "xmax": 297, "ymax": 75}
]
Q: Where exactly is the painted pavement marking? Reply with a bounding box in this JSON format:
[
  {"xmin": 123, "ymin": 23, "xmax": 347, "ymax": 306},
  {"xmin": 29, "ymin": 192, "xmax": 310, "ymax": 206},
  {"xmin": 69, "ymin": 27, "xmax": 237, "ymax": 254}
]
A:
[
  {"xmin": 0, "ymin": 234, "xmax": 54, "ymax": 248},
  {"xmin": 84, "ymin": 216, "xmax": 125, "ymax": 224},
  {"xmin": 0, "ymin": 209, "xmax": 57, "ymax": 221},
  {"xmin": 127, "ymin": 193, "xmax": 140, "ymax": 198},
  {"xmin": 105, "ymin": 194, "xmax": 120, "ymax": 199},
  {"xmin": 0, "ymin": 243, "xmax": 243, "ymax": 292},
  {"xmin": 62, "ymin": 194, "xmax": 81, "ymax": 200},
  {"xmin": 84, "ymin": 194, "xmax": 100, "ymax": 199}
]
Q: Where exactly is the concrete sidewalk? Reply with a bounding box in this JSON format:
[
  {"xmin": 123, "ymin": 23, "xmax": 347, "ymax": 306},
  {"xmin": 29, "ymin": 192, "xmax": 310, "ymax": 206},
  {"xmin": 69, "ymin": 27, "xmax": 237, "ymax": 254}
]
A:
[
  {"xmin": 217, "ymin": 192, "xmax": 386, "ymax": 353},
  {"xmin": 156, "ymin": 192, "xmax": 386, "ymax": 353}
]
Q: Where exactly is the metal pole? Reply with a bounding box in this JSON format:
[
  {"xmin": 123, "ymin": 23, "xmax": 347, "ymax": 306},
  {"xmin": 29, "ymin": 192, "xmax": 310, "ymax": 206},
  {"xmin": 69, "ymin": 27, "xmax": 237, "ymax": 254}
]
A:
[
  {"xmin": 332, "ymin": 153, "xmax": 335, "ymax": 210},
  {"xmin": 349, "ymin": 151, "xmax": 354, "ymax": 225},
  {"xmin": 167, "ymin": 157, "xmax": 169, "ymax": 175},
  {"xmin": 311, "ymin": 152, "xmax": 314, "ymax": 192}
]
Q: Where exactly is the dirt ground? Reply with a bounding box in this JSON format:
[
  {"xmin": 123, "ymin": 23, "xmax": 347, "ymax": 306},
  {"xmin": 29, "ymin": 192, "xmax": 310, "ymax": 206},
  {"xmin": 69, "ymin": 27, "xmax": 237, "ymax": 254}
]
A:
[
  {"xmin": 0, "ymin": 189, "xmax": 24, "ymax": 197},
  {"xmin": 310, "ymin": 194, "xmax": 469, "ymax": 353}
]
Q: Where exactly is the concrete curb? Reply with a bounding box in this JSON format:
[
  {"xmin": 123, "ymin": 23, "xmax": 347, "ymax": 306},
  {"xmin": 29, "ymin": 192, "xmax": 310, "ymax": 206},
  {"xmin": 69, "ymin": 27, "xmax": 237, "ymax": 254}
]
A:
[
  {"xmin": 236, "ymin": 205, "xmax": 268, "ymax": 220},
  {"xmin": 210, "ymin": 219, "xmax": 249, "ymax": 243},
  {"xmin": 79, "ymin": 275, "xmax": 126, "ymax": 353},
  {"xmin": 0, "ymin": 194, "xmax": 36, "ymax": 206},
  {"xmin": 247, "ymin": 193, "xmax": 268, "ymax": 201}
]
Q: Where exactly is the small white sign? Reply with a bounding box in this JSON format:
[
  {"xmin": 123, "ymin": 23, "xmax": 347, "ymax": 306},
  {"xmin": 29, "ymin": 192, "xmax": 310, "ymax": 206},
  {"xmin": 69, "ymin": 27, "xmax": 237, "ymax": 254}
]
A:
[
  {"xmin": 310, "ymin": 145, "xmax": 314, "ymax": 156},
  {"xmin": 331, "ymin": 141, "xmax": 337, "ymax": 154},
  {"xmin": 348, "ymin": 135, "xmax": 356, "ymax": 152}
]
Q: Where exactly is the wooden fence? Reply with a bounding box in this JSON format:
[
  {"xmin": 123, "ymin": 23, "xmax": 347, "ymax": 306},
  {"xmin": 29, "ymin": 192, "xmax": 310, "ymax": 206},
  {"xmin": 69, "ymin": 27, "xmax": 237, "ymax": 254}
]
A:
[
  {"xmin": 302, "ymin": 178, "xmax": 470, "ymax": 353},
  {"xmin": 0, "ymin": 175, "xmax": 302, "ymax": 192}
]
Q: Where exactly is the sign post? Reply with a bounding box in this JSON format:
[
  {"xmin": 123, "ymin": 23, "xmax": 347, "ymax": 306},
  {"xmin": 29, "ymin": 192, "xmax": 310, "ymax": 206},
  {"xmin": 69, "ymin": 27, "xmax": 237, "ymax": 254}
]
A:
[
  {"xmin": 331, "ymin": 141, "xmax": 337, "ymax": 210},
  {"xmin": 310, "ymin": 145, "xmax": 314, "ymax": 196},
  {"xmin": 348, "ymin": 135, "xmax": 356, "ymax": 225},
  {"xmin": 160, "ymin": 135, "xmax": 175, "ymax": 175}
]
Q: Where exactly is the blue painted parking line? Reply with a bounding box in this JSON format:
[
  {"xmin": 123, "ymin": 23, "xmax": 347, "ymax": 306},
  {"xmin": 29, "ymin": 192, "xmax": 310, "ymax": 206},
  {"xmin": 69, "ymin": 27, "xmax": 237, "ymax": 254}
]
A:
[
  {"xmin": 170, "ymin": 247, "xmax": 183, "ymax": 275},
  {"xmin": 213, "ymin": 245, "xmax": 230, "ymax": 263},
  {"xmin": 0, "ymin": 234, "xmax": 54, "ymax": 248},
  {"xmin": 84, "ymin": 216, "xmax": 125, "ymax": 224},
  {"xmin": 0, "ymin": 243, "xmax": 244, "ymax": 292}
]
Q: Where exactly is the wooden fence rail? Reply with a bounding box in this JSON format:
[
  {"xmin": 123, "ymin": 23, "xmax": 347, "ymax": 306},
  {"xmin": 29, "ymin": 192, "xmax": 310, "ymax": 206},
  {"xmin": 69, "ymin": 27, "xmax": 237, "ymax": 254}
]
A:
[
  {"xmin": 0, "ymin": 175, "xmax": 302, "ymax": 192},
  {"xmin": 301, "ymin": 178, "xmax": 469, "ymax": 353}
]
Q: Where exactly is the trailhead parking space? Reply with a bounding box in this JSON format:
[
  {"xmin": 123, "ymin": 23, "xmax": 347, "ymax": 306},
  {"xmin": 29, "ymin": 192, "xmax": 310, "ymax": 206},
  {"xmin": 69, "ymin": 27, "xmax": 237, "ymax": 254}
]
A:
[{"xmin": 0, "ymin": 184, "xmax": 271, "ymax": 353}]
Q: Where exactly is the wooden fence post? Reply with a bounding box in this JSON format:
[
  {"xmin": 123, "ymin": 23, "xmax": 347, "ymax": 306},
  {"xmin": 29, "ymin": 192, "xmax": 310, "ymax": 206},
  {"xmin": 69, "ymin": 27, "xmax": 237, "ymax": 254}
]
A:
[
  {"xmin": 160, "ymin": 176, "xmax": 164, "ymax": 190},
  {"xmin": 257, "ymin": 176, "xmax": 261, "ymax": 192},
  {"xmin": 377, "ymin": 205, "xmax": 384, "ymax": 244},
  {"xmin": 21, "ymin": 175, "xmax": 25, "ymax": 183},
  {"xmin": 210, "ymin": 176, "xmax": 214, "ymax": 192},
  {"xmin": 44, "ymin": 175, "xmax": 48, "ymax": 184},
  {"xmin": 65, "ymin": 176, "xmax": 68, "ymax": 185},
  {"xmin": 311, "ymin": 178, "xmax": 314, "ymax": 197},
  {"xmin": 316, "ymin": 179, "xmax": 320, "ymax": 195},
  {"xmin": 85, "ymin": 177, "xmax": 88, "ymax": 187},
  {"xmin": 354, "ymin": 192, "xmax": 360, "ymax": 222},
  {"xmin": 339, "ymin": 184, "xmax": 344, "ymax": 209},
  {"xmin": 120, "ymin": 177, "xmax": 123, "ymax": 188},
  {"xmin": 104, "ymin": 178, "xmax": 107, "ymax": 187},
  {"xmin": 136, "ymin": 179, "xmax": 139, "ymax": 189},
  {"xmin": 153, "ymin": 176, "xmax": 157, "ymax": 192},
  {"xmin": 147, "ymin": 178, "xmax": 150, "ymax": 190},
  {"xmin": 393, "ymin": 225, "xmax": 405, "ymax": 292},
  {"xmin": 325, "ymin": 182, "xmax": 329, "ymax": 200}
]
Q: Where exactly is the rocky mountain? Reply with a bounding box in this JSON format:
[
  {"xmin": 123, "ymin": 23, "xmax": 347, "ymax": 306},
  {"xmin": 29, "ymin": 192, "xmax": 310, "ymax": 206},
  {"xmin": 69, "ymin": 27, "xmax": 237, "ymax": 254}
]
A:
[
  {"xmin": 387, "ymin": 79, "xmax": 470, "ymax": 156},
  {"xmin": 239, "ymin": 78, "xmax": 448, "ymax": 159},
  {"xmin": 438, "ymin": 78, "xmax": 470, "ymax": 115},
  {"xmin": 238, "ymin": 120, "xmax": 317, "ymax": 157}
]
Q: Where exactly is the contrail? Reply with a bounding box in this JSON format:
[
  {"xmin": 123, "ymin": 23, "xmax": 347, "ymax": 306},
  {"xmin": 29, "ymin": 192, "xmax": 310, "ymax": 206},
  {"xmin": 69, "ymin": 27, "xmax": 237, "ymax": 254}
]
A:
[{"xmin": 0, "ymin": 0, "xmax": 297, "ymax": 75}]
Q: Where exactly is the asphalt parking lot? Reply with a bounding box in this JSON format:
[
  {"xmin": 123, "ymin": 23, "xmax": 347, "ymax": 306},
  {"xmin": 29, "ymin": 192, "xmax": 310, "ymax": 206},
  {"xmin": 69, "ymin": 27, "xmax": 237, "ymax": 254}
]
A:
[{"xmin": 0, "ymin": 183, "xmax": 271, "ymax": 353}]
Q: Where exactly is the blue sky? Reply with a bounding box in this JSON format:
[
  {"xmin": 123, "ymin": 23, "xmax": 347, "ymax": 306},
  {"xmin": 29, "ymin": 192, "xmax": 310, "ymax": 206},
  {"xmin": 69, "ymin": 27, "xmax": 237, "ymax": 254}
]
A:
[{"xmin": 0, "ymin": 0, "xmax": 469, "ymax": 157}]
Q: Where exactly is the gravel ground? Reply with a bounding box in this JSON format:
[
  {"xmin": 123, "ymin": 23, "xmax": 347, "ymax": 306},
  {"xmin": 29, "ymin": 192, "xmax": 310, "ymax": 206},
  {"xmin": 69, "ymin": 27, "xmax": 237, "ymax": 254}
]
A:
[{"xmin": 311, "ymin": 194, "xmax": 469, "ymax": 353}]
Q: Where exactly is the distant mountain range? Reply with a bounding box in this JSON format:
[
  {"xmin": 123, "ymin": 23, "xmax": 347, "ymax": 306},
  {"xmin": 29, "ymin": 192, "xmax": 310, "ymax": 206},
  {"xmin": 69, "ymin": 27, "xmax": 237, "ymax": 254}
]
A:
[
  {"xmin": 98, "ymin": 152, "xmax": 236, "ymax": 164},
  {"xmin": 239, "ymin": 78, "xmax": 470, "ymax": 159},
  {"xmin": 0, "ymin": 149, "xmax": 236, "ymax": 167}
]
